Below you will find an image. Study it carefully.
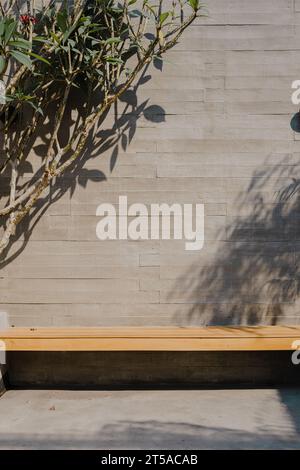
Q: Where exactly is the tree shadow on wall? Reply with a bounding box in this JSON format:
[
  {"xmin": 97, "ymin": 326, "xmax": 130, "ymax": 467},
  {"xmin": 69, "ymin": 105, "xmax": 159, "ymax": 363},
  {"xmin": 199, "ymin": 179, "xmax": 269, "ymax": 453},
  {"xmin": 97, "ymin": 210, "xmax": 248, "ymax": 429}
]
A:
[
  {"xmin": 0, "ymin": 65, "xmax": 165, "ymax": 269},
  {"xmin": 170, "ymin": 156, "xmax": 300, "ymax": 326}
]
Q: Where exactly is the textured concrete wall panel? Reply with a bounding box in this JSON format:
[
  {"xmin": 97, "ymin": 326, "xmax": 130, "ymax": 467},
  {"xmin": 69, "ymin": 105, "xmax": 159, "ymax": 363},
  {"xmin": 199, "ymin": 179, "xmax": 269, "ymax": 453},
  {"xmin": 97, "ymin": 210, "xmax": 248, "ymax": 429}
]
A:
[{"xmin": 0, "ymin": 0, "xmax": 299, "ymax": 327}]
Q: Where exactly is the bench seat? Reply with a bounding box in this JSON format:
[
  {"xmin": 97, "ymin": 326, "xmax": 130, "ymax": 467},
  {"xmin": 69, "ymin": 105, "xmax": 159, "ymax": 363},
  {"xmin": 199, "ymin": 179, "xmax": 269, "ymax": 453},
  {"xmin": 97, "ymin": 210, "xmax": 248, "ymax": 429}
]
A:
[{"xmin": 1, "ymin": 326, "xmax": 300, "ymax": 351}]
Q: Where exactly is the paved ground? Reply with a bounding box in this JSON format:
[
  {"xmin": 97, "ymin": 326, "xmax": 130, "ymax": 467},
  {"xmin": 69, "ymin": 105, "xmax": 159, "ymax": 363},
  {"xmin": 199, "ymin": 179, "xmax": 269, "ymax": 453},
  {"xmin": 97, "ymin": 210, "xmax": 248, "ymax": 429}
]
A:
[{"xmin": 0, "ymin": 388, "xmax": 300, "ymax": 449}]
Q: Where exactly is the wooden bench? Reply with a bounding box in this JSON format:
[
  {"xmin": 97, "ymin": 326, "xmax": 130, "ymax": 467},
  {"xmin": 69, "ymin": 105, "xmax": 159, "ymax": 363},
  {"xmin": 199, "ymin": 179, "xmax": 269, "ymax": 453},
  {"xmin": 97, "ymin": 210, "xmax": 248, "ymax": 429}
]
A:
[{"xmin": 1, "ymin": 326, "xmax": 300, "ymax": 351}]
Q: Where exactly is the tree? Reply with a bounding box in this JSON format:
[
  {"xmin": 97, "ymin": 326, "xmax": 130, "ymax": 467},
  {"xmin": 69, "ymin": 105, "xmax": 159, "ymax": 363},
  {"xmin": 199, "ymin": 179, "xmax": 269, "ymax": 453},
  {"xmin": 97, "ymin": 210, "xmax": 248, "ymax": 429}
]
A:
[{"xmin": 0, "ymin": 0, "xmax": 202, "ymax": 257}]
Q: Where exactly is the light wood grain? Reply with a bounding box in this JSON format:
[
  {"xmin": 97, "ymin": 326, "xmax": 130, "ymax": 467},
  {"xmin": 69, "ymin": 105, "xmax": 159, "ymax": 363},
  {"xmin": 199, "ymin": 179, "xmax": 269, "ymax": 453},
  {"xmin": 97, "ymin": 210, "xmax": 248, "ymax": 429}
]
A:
[{"xmin": 1, "ymin": 326, "xmax": 300, "ymax": 351}]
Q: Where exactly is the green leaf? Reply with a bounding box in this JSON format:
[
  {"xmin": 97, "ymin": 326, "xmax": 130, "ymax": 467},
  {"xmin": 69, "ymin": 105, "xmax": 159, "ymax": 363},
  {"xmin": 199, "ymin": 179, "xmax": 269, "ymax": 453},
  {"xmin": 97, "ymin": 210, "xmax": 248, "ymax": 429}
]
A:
[
  {"xmin": 78, "ymin": 26, "xmax": 86, "ymax": 35},
  {"xmin": 8, "ymin": 39, "xmax": 32, "ymax": 50},
  {"xmin": 27, "ymin": 100, "xmax": 44, "ymax": 115},
  {"xmin": 28, "ymin": 51, "xmax": 50, "ymax": 65},
  {"xmin": 0, "ymin": 20, "xmax": 5, "ymax": 37},
  {"xmin": 10, "ymin": 50, "xmax": 32, "ymax": 69},
  {"xmin": 105, "ymin": 56, "xmax": 123, "ymax": 64},
  {"xmin": 4, "ymin": 20, "xmax": 17, "ymax": 45},
  {"xmin": 129, "ymin": 10, "xmax": 144, "ymax": 18},
  {"xmin": 0, "ymin": 55, "xmax": 6, "ymax": 74},
  {"xmin": 1, "ymin": 95, "xmax": 13, "ymax": 102},
  {"xmin": 33, "ymin": 36, "xmax": 50, "ymax": 44},
  {"xmin": 67, "ymin": 39, "xmax": 76, "ymax": 48},
  {"xmin": 104, "ymin": 37, "xmax": 122, "ymax": 45},
  {"xmin": 62, "ymin": 22, "xmax": 80, "ymax": 43},
  {"xmin": 91, "ymin": 39, "xmax": 101, "ymax": 46},
  {"xmin": 50, "ymin": 32, "xmax": 60, "ymax": 43},
  {"xmin": 159, "ymin": 12, "xmax": 169, "ymax": 24},
  {"xmin": 56, "ymin": 10, "xmax": 68, "ymax": 33},
  {"xmin": 188, "ymin": 0, "xmax": 200, "ymax": 11}
]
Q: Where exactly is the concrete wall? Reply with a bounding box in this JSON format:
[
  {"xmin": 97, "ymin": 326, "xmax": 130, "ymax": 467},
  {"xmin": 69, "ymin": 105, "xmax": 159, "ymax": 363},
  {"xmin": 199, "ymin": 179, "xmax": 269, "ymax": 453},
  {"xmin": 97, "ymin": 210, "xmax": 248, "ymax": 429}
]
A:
[{"xmin": 1, "ymin": 0, "xmax": 300, "ymax": 327}]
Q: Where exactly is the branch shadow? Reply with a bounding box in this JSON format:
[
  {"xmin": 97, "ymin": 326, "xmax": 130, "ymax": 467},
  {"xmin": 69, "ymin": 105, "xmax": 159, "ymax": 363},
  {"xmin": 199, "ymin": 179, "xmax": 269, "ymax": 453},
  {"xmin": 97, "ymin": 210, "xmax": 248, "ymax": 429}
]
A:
[
  {"xmin": 169, "ymin": 156, "xmax": 300, "ymax": 326},
  {"xmin": 0, "ymin": 65, "xmax": 166, "ymax": 268}
]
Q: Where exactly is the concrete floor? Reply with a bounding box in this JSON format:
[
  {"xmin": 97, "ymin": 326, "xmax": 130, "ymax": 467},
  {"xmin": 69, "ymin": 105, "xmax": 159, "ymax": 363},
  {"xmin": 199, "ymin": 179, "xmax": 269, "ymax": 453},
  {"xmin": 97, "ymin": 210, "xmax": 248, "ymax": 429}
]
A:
[{"xmin": 0, "ymin": 388, "xmax": 300, "ymax": 449}]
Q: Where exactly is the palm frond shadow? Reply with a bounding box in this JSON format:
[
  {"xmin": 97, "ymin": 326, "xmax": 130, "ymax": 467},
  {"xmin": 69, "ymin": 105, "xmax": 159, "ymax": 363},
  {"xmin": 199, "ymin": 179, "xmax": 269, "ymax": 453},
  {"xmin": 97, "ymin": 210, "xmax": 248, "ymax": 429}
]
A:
[{"xmin": 170, "ymin": 157, "xmax": 300, "ymax": 326}]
